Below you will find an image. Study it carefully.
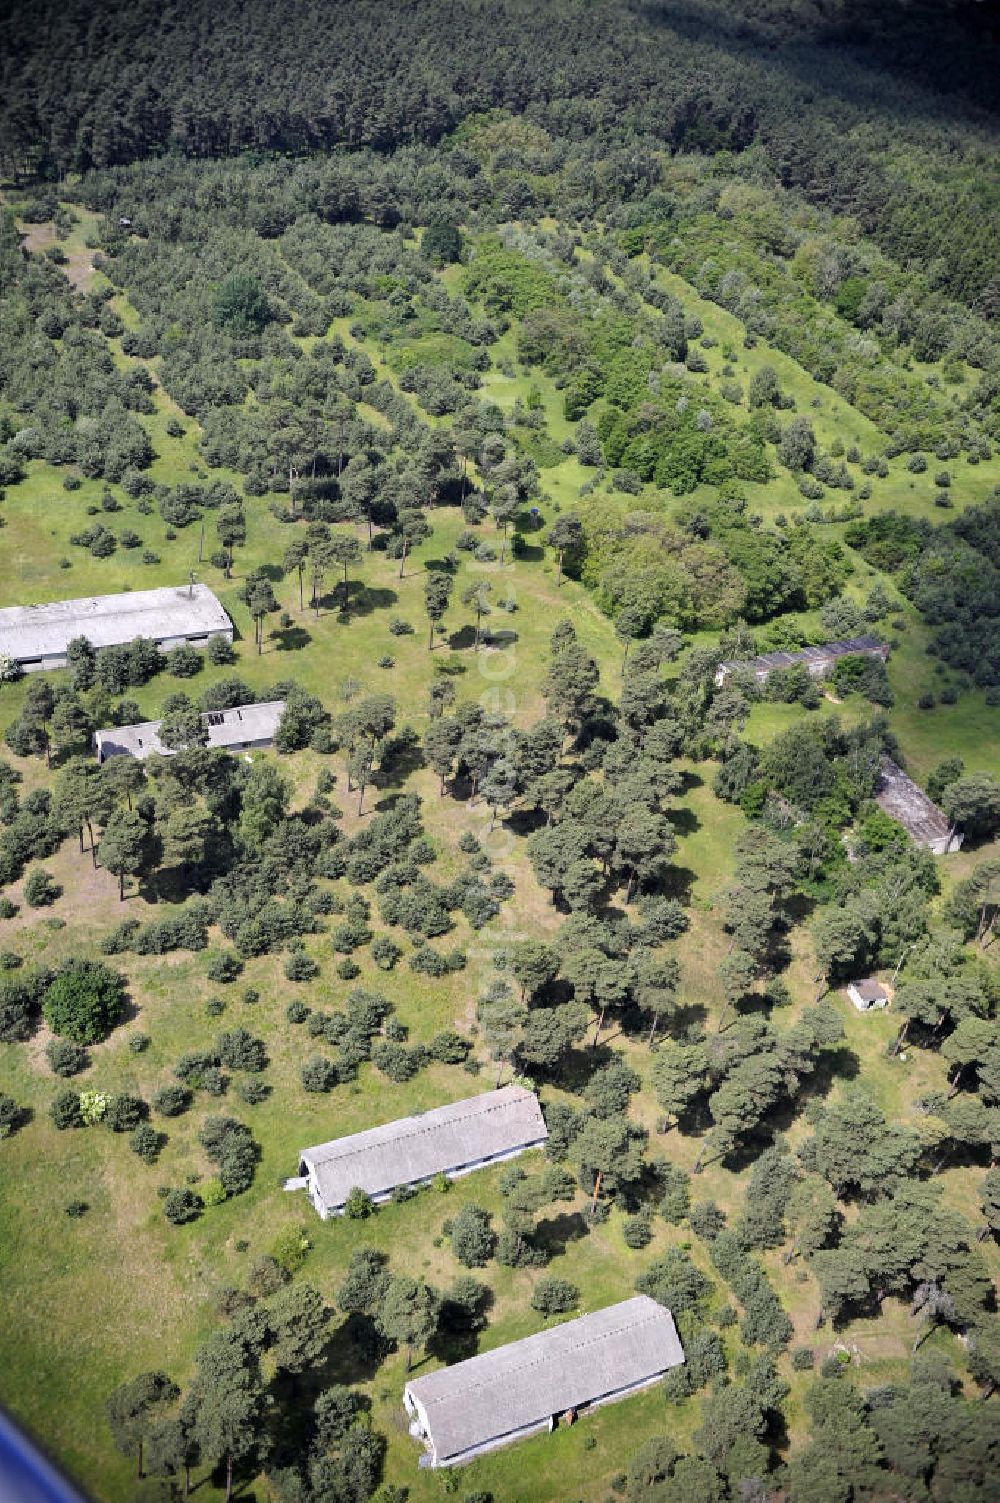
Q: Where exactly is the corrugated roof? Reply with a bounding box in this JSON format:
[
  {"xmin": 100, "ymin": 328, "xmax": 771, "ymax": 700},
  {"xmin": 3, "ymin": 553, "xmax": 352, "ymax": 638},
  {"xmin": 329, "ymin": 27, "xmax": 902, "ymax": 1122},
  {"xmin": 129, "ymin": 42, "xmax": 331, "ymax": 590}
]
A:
[
  {"xmin": 875, "ymin": 758, "xmax": 953, "ymax": 844},
  {"xmin": 719, "ymin": 636, "xmax": 887, "ymax": 676},
  {"xmin": 94, "ymin": 701, "xmax": 285, "ymax": 760},
  {"xmin": 406, "ymin": 1296, "xmax": 684, "ymax": 1462},
  {"xmin": 0, "ymin": 584, "xmax": 231, "ymax": 660},
  {"xmin": 300, "ymin": 1085, "xmax": 547, "ymax": 1209}
]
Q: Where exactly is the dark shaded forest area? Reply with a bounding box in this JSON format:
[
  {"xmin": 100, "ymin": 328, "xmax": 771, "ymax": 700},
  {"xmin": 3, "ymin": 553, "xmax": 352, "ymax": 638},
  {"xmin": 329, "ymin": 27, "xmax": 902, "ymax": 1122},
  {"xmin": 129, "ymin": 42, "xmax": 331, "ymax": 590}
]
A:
[{"xmin": 2, "ymin": 0, "xmax": 999, "ymax": 311}]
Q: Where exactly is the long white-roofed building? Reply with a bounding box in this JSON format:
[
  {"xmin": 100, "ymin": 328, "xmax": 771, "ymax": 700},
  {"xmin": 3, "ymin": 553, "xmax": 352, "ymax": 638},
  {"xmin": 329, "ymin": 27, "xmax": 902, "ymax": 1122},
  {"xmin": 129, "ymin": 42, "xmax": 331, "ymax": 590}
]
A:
[
  {"xmin": 403, "ymin": 1296, "xmax": 685, "ymax": 1467},
  {"xmin": 0, "ymin": 584, "xmax": 232, "ymax": 672},
  {"xmin": 94, "ymin": 700, "xmax": 286, "ymax": 762},
  {"xmin": 289, "ymin": 1085, "xmax": 548, "ymax": 1218}
]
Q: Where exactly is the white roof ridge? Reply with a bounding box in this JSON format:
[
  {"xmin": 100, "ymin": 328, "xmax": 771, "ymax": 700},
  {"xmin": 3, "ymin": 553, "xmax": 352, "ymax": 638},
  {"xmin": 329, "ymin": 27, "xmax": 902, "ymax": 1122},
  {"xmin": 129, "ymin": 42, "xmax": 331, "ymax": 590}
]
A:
[
  {"xmin": 414, "ymin": 1302, "xmax": 667, "ymax": 1405},
  {"xmin": 305, "ymin": 1087, "xmax": 533, "ymax": 1166}
]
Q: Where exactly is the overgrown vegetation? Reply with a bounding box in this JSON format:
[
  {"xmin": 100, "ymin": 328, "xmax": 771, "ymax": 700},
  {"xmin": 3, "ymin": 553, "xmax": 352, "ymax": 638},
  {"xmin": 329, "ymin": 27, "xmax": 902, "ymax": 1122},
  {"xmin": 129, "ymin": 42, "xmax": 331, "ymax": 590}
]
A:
[{"xmin": 0, "ymin": 4, "xmax": 999, "ymax": 1500}]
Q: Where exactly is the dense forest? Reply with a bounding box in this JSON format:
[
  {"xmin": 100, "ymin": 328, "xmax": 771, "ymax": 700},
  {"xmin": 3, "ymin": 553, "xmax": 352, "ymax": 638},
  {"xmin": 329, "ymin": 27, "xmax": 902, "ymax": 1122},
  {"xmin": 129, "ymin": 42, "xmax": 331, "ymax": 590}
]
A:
[
  {"xmin": 1, "ymin": 3, "xmax": 1000, "ymax": 1503},
  {"xmin": 2, "ymin": 0, "xmax": 999, "ymax": 310}
]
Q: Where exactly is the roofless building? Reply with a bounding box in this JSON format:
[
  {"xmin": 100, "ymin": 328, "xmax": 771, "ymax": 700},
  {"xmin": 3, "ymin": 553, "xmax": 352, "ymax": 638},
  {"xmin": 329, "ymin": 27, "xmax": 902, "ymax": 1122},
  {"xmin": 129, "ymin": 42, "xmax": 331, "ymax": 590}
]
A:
[
  {"xmin": 714, "ymin": 635, "xmax": 888, "ymax": 687},
  {"xmin": 289, "ymin": 1085, "xmax": 547, "ymax": 1218},
  {"xmin": 0, "ymin": 584, "xmax": 232, "ymax": 672},
  {"xmin": 874, "ymin": 758, "xmax": 963, "ymax": 855},
  {"xmin": 404, "ymin": 1296, "xmax": 685, "ymax": 1467},
  {"xmin": 94, "ymin": 701, "xmax": 285, "ymax": 762}
]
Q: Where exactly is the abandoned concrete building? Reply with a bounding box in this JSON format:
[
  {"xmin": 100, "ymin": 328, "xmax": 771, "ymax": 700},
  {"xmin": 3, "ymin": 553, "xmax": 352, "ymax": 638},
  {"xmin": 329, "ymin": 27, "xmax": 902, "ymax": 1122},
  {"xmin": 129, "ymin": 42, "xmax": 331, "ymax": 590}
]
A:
[
  {"xmin": 874, "ymin": 758, "xmax": 963, "ymax": 854},
  {"xmin": 0, "ymin": 584, "xmax": 233, "ymax": 672},
  {"xmin": 714, "ymin": 635, "xmax": 889, "ymax": 687},
  {"xmin": 93, "ymin": 701, "xmax": 285, "ymax": 762},
  {"xmin": 403, "ymin": 1296, "xmax": 685, "ymax": 1467}
]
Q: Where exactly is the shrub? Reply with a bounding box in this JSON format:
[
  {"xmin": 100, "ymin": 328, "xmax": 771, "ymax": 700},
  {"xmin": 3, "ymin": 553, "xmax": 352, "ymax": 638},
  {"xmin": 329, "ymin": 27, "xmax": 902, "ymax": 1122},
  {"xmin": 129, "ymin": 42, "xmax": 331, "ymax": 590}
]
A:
[
  {"xmin": 128, "ymin": 1033, "xmax": 150, "ymax": 1054},
  {"xmin": 163, "ymin": 1188, "xmax": 202, "ymax": 1225},
  {"xmin": 45, "ymin": 1038, "xmax": 89, "ymax": 1077},
  {"xmin": 659, "ymin": 1164, "xmax": 691, "ymax": 1224},
  {"xmin": 237, "ymin": 1078, "xmax": 269, "ymax": 1106},
  {"xmin": 344, "ymin": 1185, "xmax": 374, "ymax": 1219},
  {"xmin": 0, "ymin": 1093, "xmax": 25, "ymax": 1139},
  {"xmin": 130, "ymin": 1123, "xmax": 163, "ymax": 1162},
  {"xmin": 286, "ymin": 1001, "xmax": 310, "ymax": 1024},
  {"xmin": 371, "ymin": 934, "xmax": 403, "ymax": 970},
  {"xmin": 688, "ymin": 1201, "xmax": 727, "ymax": 1240},
  {"xmin": 284, "ymin": 950, "xmax": 319, "ymax": 982},
  {"xmin": 450, "ymin": 1204, "xmax": 496, "ymax": 1267},
  {"xmin": 199, "ymin": 1115, "xmax": 257, "ymax": 1196},
  {"xmin": 49, "ymin": 1090, "xmax": 82, "ymax": 1129},
  {"xmin": 206, "ymin": 634, "xmax": 236, "ymax": 666},
  {"xmin": 371, "ymin": 1040, "xmax": 423, "ymax": 1082},
  {"xmin": 201, "ymin": 1178, "xmax": 227, "ymax": 1207},
  {"xmin": 301, "ymin": 1056, "xmax": 338, "ymax": 1092},
  {"xmin": 0, "ymin": 898, "xmax": 17, "ymax": 920},
  {"xmin": 216, "ymin": 1027, "xmax": 267, "ymax": 1073},
  {"xmin": 427, "ymin": 1030, "xmax": 471, "ymax": 1064},
  {"xmin": 409, "ymin": 945, "xmax": 450, "ymax": 977},
  {"xmin": 165, "ymin": 643, "xmax": 203, "ymax": 677},
  {"xmin": 65, "ymin": 1200, "xmax": 89, "ymax": 1218},
  {"xmin": 104, "ymin": 1093, "xmax": 145, "ymax": 1132},
  {"xmin": 205, "ymin": 951, "xmax": 243, "ymax": 983},
  {"xmin": 43, "ymin": 960, "xmax": 126, "ymax": 1043},
  {"xmin": 662, "ymin": 1365, "xmax": 693, "ymax": 1401},
  {"xmin": 530, "ymin": 1276, "xmax": 579, "ymax": 1316},
  {"xmin": 271, "ymin": 1224, "xmax": 311, "ymax": 1275},
  {"xmin": 792, "ymin": 1347, "xmax": 815, "ymax": 1371},
  {"xmin": 24, "ymin": 867, "xmax": 60, "ymax": 908},
  {"xmin": 153, "ymin": 1084, "xmax": 192, "ymax": 1117},
  {"xmin": 622, "ymin": 1209, "xmax": 653, "ymax": 1249}
]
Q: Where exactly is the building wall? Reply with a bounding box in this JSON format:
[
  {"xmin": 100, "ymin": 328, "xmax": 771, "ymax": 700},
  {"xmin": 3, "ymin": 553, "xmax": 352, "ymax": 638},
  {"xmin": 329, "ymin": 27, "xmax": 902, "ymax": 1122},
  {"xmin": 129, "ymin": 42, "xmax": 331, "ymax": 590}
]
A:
[
  {"xmin": 13, "ymin": 624, "xmax": 232, "ymax": 672},
  {"xmin": 926, "ymin": 831, "xmax": 964, "ymax": 855},
  {"xmin": 407, "ymin": 1367, "xmax": 673, "ymax": 1468},
  {"xmin": 307, "ymin": 1139, "xmax": 548, "ymax": 1218}
]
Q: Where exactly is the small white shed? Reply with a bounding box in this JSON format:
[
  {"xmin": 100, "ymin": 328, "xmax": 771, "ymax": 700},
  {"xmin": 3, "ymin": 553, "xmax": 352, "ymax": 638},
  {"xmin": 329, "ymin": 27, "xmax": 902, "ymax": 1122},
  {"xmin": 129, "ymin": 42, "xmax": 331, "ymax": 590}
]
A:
[{"xmin": 846, "ymin": 978, "xmax": 889, "ymax": 1012}]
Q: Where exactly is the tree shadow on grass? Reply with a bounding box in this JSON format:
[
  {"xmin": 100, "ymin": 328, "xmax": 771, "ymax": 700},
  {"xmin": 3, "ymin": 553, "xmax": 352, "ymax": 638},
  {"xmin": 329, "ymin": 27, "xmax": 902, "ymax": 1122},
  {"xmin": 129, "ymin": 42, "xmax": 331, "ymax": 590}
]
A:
[
  {"xmin": 271, "ymin": 625, "xmax": 312, "ymax": 652},
  {"xmin": 659, "ymin": 865, "xmax": 698, "ymax": 904},
  {"xmin": 375, "ymin": 730, "xmax": 425, "ymax": 789},
  {"xmin": 534, "ymin": 1210, "xmax": 590, "ymax": 1258},
  {"xmin": 666, "ymin": 806, "xmax": 700, "ymax": 837},
  {"xmin": 318, "ymin": 1314, "xmax": 387, "ymax": 1386},
  {"xmin": 447, "ymin": 625, "xmax": 478, "ymax": 651},
  {"xmin": 350, "ymin": 585, "xmax": 399, "ymax": 618}
]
